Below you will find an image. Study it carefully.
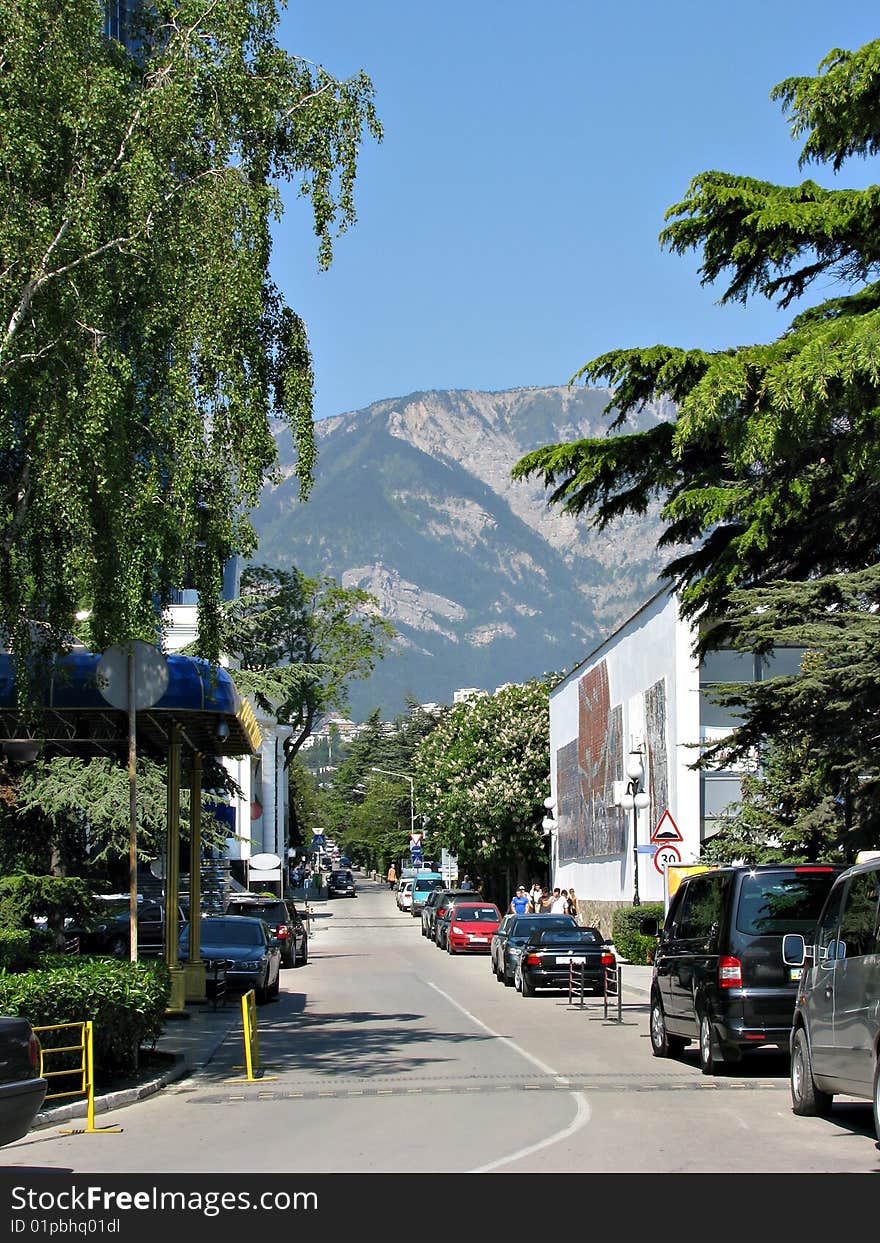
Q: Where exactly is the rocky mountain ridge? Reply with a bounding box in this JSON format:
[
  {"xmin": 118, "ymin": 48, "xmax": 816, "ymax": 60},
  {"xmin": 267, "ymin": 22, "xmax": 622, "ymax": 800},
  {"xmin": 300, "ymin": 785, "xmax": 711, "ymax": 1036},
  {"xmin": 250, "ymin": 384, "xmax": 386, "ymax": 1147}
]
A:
[{"xmin": 251, "ymin": 385, "xmax": 672, "ymax": 719}]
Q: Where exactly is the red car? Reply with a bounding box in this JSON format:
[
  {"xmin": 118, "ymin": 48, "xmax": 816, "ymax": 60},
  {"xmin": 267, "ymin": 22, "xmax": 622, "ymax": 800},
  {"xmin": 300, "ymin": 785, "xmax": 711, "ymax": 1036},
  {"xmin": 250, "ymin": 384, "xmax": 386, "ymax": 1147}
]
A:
[{"xmin": 446, "ymin": 902, "xmax": 502, "ymax": 954}]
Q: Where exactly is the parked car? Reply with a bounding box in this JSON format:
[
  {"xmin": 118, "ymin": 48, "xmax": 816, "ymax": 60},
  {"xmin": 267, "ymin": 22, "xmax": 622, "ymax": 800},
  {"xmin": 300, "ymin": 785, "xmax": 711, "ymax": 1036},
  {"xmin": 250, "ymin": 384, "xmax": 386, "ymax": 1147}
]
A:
[
  {"xmin": 327, "ymin": 870, "xmax": 357, "ymax": 898},
  {"xmin": 225, "ymin": 894, "xmax": 307, "ymax": 968},
  {"xmin": 409, "ymin": 872, "xmax": 445, "ymax": 919},
  {"xmin": 434, "ymin": 891, "xmax": 486, "ymax": 949},
  {"xmin": 180, "ymin": 916, "xmax": 281, "ymax": 1003},
  {"xmin": 398, "ymin": 879, "xmax": 415, "ymax": 911},
  {"xmin": 0, "ymin": 1016, "xmax": 47, "ymax": 1146},
  {"xmin": 783, "ymin": 854, "xmax": 880, "ymax": 1136},
  {"xmin": 490, "ymin": 913, "xmax": 578, "ymax": 985},
  {"xmin": 421, "ymin": 887, "xmax": 450, "ymax": 939},
  {"xmin": 445, "ymin": 902, "xmax": 502, "ymax": 954},
  {"xmin": 71, "ymin": 894, "xmax": 171, "ymax": 958},
  {"xmin": 514, "ymin": 925, "xmax": 613, "ymax": 996},
  {"xmin": 642, "ymin": 862, "xmax": 842, "ymax": 1074}
]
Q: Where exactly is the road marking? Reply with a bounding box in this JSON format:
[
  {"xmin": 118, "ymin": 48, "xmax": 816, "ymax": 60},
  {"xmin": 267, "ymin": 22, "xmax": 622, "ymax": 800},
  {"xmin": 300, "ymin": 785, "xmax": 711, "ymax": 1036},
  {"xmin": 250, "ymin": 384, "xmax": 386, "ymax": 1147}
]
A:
[{"xmin": 426, "ymin": 981, "xmax": 591, "ymax": 1172}]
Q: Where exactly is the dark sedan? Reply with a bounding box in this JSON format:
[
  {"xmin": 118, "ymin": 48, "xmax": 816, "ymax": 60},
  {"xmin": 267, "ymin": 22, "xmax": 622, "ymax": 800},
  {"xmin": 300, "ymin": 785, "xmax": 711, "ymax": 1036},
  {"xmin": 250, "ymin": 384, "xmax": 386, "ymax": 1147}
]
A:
[
  {"xmin": 179, "ymin": 916, "xmax": 281, "ymax": 1004},
  {"xmin": 70, "ymin": 895, "xmax": 168, "ymax": 958},
  {"xmin": 0, "ymin": 1016, "xmax": 47, "ymax": 1146},
  {"xmin": 225, "ymin": 895, "xmax": 307, "ymax": 968},
  {"xmin": 514, "ymin": 926, "xmax": 613, "ymax": 996},
  {"xmin": 327, "ymin": 870, "xmax": 356, "ymax": 898},
  {"xmin": 420, "ymin": 888, "xmax": 449, "ymax": 939},
  {"xmin": 490, "ymin": 913, "xmax": 578, "ymax": 985}
]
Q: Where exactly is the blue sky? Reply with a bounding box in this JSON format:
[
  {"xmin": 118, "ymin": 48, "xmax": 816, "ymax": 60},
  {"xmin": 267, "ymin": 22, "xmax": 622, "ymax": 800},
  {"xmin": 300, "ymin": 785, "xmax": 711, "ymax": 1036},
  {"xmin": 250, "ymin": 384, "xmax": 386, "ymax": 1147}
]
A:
[{"xmin": 273, "ymin": 2, "xmax": 878, "ymax": 424}]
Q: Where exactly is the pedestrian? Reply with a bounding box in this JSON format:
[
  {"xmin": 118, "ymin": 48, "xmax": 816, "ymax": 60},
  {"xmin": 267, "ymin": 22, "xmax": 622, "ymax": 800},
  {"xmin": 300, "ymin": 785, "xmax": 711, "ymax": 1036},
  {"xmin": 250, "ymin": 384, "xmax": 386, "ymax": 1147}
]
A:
[
  {"xmin": 527, "ymin": 880, "xmax": 543, "ymax": 913},
  {"xmin": 387, "ymin": 863, "xmax": 397, "ymax": 889},
  {"xmin": 567, "ymin": 886, "xmax": 579, "ymax": 921},
  {"xmin": 549, "ymin": 886, "xmax": 568, "ymax": 914},
  {"xmin": 460, "ymin": 874, "xmax": 474, "ymax": 891},
  {"xmin": 509, "ymin": 885, "xmax": 531, "ymax": 915}
]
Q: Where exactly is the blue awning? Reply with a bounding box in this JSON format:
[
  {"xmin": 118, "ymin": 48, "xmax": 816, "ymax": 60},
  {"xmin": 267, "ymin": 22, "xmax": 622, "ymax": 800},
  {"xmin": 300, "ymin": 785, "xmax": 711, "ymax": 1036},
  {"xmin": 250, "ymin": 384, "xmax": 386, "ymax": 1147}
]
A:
[{"xmin": 0, "ymin": 650, "xmax": 261, "ymax": 758}]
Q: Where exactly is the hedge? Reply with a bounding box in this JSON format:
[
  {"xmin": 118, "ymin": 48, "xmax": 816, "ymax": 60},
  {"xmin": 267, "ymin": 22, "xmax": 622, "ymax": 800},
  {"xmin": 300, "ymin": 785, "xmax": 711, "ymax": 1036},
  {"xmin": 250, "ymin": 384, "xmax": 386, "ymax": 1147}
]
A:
[
  {"xmin": 0, "ymin": 958, "xmax": 171, "ymax": 1078},
  {"xmin": 611, "ymin": 903, "xmax": 664, "ymax": 965}
]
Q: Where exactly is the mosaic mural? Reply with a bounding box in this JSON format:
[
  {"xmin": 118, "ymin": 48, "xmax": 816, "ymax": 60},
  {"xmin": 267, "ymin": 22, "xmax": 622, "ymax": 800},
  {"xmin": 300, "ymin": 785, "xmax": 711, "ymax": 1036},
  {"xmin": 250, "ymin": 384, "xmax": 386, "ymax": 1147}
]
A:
[
  {"xmin": 556, "ymin": 660, "xmax": 625, "ymax": 862},
  {"xmin": 645, "ymin": 678, "xmax": 669, "ymax": 838}
]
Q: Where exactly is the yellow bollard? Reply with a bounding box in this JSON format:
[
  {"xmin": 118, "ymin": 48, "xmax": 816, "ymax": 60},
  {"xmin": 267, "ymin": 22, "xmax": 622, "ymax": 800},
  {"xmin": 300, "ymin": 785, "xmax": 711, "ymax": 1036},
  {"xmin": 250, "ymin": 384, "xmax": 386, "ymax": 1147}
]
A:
[{"xmin": 226, "ymin": 990, "xmax": 277, "ymax": 1083}]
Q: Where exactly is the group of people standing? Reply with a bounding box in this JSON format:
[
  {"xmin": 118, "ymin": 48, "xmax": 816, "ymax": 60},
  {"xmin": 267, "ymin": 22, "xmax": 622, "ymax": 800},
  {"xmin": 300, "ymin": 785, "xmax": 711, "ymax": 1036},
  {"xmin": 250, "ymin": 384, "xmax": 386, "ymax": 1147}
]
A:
[{"xmin": 509, "ymin": 882, "xmax": 578, "ymax": 920}]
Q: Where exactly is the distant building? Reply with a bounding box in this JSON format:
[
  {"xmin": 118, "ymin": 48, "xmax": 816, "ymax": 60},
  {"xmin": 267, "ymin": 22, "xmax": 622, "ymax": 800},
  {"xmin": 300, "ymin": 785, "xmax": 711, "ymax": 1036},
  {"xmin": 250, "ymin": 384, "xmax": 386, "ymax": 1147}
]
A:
[{"xmin": 453, "ymin": 687, "xmax": 488, "ymax": 704}]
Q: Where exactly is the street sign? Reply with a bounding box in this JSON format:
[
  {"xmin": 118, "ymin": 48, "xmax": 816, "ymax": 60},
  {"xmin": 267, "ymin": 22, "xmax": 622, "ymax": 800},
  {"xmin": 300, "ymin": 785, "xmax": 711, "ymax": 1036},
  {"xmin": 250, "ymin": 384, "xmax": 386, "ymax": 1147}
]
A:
[
  {"xmin": 654, "ymin": 844, "xmax": 682, "ymax": 874},
  {"xmin": 651, "ymin": 809, "xmax": 683, "ymax": 844}
]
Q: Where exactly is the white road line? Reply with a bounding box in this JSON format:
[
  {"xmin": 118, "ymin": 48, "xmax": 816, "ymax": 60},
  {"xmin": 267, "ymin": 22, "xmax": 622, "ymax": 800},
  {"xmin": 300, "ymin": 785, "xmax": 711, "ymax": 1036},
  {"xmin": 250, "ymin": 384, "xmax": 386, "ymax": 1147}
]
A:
[
  {"xmin": 426, "ymin": 981, "xmax": 592, "ymax": 1172},
  {"xmin": 470, "ymin": 1091, "xmax": 592, "ymax": 1173}
]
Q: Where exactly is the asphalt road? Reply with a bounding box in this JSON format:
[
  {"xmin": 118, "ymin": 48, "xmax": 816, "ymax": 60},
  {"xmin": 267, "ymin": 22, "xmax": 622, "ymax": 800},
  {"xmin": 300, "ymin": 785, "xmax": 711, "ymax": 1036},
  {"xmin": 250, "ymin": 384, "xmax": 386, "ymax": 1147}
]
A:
[{"xmin": 5, "ymin": 876, "xmax": 879, "ymax": 1175}]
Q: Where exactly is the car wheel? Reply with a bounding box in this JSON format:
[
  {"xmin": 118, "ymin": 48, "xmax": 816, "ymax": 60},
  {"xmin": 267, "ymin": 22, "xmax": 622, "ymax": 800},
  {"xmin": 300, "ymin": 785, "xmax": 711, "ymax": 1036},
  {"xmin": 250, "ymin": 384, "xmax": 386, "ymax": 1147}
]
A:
[
  {"xmin": 503, "ymin": 959, "xmax": 514, "ymax": 987},
  {"xmin": 873, "ymin": 1057, "xmax": 880, "ymax": 1141},
  {"xmin": 698, "ymin": 1010, "xmax": 727, "ymax": 1076},
  {"xmin": 447, "ymin": 938, "xmax": 455, "ymax": 955},
  {"xmin": 110, "ymin": 935, "xmax": 128, "ymax": 959},
  {"xmin": 791, "ymin": 1027, "xmax": 833, "ymax": 1117},
  {"xmin": 282, "ymin": 951, "xmax": 294, "ymax": 969},
  {"xmin": 520, "ymin": 971, "xmax": 534, "ymax": 997},
  {"xmin": 297, "ymin": 941, "xmax": 308, "ymax": 967},
  {"xmin": 514, "ymin": 966, "xmax": 523, "ymax": 992},
  {"xmin": 268, "ymin": 971, "xmax": 280, "ymax": 999},
  {"xmin": 650, "ymin": 994, "xmax": 686, "ymax": 1058},
  {"xmin": 255, "ymin": 975, "xmax": 269, "ymax": 1005}
]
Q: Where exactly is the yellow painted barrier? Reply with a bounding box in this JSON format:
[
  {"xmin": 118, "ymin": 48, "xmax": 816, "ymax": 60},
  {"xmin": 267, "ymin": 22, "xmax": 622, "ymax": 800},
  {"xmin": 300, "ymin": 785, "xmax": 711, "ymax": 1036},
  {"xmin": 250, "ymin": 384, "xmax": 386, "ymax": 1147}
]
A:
[
  {"xmin": 33, "ymin": 1020, "xmax": 122, "ymax": 1135},
  {"xmin": 226, "ymin": 990, "xmax": 277, "ymax": 1083}
]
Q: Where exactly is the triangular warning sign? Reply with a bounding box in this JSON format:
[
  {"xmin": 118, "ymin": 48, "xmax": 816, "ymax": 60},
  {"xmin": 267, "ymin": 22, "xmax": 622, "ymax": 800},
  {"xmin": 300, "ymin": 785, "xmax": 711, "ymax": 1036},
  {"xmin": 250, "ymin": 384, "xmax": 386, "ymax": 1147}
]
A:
[{"xmin": 651, "ymin": 809, "xmax": 683, "ymax": 844}]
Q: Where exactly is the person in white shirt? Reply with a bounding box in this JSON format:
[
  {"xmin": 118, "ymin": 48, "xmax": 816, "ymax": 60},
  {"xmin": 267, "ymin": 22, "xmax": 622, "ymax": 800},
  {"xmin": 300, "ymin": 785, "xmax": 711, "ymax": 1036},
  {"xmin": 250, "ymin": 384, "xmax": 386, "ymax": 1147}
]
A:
[{"xmin": 549, "ymin": 887, "xmax": 568, "ymax": 914}]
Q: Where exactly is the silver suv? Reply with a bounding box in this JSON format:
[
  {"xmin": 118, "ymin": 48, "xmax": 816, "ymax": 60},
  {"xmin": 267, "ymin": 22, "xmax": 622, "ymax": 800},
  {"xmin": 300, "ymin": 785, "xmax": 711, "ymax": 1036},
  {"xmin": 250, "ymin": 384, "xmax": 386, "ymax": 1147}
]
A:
[{"xmin": 784, "ymin": 854, "xmax": 880, "ymax": 1139}]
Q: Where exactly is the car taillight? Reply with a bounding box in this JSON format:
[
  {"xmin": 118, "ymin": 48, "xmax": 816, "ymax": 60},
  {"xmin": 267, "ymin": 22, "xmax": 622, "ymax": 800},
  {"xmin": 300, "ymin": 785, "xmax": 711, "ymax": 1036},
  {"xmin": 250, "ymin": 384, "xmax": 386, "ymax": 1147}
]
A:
[
  {"xmin": 719, "ymin": 956, "xmax": 742, "ymax": 988},
  {"xmin": 28, "ymin": 1032, "xmax": 40, "ymax": 1071},
  {"xmin": 276, "ymin": 926, "xmax": 289, "ymax": 939},
  {"xmin": 525, "ymin": 953, "xmax": 541, "ymax": 965},
  {"xmin": 601, "ymin": 951, "xmax": 615, "ymax": 967},
  {"xmin": 794, "ymin": 866, "xmax": 835, "ymax": 873}
]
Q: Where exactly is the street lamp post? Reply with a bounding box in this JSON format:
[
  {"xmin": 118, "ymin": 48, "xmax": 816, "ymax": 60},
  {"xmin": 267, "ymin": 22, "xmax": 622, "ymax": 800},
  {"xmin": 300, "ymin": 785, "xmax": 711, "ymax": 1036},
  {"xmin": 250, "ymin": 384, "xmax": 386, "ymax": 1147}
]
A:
[
  {"xmin": 370, "ymin": 766, "xmax": 416, "ymax": 840},
  {"xmin": 620, "ymin": 747, "xmax": 650, "ymax": 907}
]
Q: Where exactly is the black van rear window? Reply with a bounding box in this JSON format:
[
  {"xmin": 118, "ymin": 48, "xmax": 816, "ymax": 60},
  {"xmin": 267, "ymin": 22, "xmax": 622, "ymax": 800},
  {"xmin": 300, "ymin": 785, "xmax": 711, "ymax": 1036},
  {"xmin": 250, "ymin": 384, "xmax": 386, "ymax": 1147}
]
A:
[{"xmin": 735, "ymin": 871, "xmax": 837, "ymax": 935}]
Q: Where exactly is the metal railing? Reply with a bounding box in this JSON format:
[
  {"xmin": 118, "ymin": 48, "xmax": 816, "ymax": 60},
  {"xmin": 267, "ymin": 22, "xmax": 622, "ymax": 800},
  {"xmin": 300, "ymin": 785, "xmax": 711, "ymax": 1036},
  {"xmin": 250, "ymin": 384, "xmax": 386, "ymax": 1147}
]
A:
[
  {"xmin": 603, "ymin": 960, "xmax": 623, "ymax": 1022},
  {"xmin": 33, "ymin": 1020, "xmax": 121, "ymax": 1135}
]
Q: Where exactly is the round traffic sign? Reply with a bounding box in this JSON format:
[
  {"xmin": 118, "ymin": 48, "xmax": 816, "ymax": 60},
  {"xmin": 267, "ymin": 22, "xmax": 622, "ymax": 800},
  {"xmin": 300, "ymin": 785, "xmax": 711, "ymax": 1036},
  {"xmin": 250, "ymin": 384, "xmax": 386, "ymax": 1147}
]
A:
[{"xmin": 653, "ymin": 844, "xmax": 681, "ymax": 874}]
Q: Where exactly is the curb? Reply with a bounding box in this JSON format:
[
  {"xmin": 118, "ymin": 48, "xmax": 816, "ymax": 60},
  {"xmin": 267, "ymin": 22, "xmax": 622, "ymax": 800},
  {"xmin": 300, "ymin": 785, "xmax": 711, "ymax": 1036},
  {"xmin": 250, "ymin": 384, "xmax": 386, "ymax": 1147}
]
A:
[{"xmin": 32, "ymin": 1054, "xmax": 189, "ymax": 1131}]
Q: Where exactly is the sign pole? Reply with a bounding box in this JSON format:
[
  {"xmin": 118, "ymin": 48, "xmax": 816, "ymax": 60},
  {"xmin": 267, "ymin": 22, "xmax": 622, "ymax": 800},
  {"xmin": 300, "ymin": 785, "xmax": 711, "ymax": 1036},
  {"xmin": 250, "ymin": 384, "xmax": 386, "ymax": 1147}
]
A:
[{"xmin": 127, "ymin": 644, "xmax": 138, "ymax": 963}]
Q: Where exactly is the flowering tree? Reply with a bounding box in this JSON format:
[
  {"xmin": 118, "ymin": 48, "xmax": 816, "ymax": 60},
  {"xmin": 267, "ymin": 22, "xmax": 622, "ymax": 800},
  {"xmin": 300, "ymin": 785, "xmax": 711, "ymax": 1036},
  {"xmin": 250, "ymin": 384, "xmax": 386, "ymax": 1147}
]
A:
[{"xmin": 414, "ymin": 681, "xmax": 551, "ymax": 892}]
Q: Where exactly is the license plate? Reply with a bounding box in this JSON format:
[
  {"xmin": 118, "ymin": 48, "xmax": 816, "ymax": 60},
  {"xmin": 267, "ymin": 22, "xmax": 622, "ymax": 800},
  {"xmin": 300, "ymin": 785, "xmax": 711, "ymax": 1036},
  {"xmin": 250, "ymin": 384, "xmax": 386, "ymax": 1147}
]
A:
[
  {"xmin": 557, "ymin": 955, "xmax": 586, "ymax": 964},
  {"xmin": 469, "ymin": 935, "xmax": 487, "ymax": 942}
]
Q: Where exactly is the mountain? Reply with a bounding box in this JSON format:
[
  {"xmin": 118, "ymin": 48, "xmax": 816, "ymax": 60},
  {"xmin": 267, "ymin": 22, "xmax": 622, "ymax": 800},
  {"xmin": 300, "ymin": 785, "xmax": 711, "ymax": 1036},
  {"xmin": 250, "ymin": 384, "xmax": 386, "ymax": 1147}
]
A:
[{"xmin": 251, "ymin": 386, "xmax": 674, "ymax": 720}]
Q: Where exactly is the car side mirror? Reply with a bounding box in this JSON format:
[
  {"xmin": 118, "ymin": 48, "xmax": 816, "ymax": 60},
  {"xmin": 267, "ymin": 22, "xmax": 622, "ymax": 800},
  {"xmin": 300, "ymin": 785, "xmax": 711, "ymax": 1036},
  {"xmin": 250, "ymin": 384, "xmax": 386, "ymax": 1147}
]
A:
[
  {"xmin": 782, "ymin": 933, "xmax": 808, "ymax": 967},
  {"xmin": 638, "ymin": 916, "xmax": 659, "ymax": 937}
]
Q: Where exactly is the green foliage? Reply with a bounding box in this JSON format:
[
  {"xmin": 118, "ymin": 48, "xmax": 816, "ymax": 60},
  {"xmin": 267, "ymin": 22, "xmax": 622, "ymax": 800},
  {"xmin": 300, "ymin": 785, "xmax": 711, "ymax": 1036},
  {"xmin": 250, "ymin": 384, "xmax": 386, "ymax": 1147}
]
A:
[
  {"xmin": 0, "ymin": 928, "xmax": 38, "ymax": 972},
  {"xmin": 0, "ymin": 958, "xmax": 170, "ymax": 1077},
  {"xmin": 612, "ymin": 904, "xmax": 664, "ymax": 965},
  {"xmin": 0, "ymin": 0, "xmax": 380, "ymax": 671},
  {"xmin": 208, "ymin": 564, "xmax": 395, "ymax": 766},
  {"xmin": 414, "ymin": 681, "xmax": 552, "ymax": 879},
  {"xmin": 0, "ymin": 874, "xmax": 96, "ymax": 939}
]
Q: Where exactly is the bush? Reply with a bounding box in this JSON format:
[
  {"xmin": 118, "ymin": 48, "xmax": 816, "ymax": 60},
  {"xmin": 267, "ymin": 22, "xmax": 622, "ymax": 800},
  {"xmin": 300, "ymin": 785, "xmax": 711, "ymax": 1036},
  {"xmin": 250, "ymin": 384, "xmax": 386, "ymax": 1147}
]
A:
[
  {"xmin": 0, "ymin": 928, "xmax": 37, "ymax": 972},
  {"xmin": 611, "ymin": 903, "xmax": 664, "ymax": 965},
  {"xmin": 0, "ymin": 958, "xmax": 171, "ymax": 1078}
]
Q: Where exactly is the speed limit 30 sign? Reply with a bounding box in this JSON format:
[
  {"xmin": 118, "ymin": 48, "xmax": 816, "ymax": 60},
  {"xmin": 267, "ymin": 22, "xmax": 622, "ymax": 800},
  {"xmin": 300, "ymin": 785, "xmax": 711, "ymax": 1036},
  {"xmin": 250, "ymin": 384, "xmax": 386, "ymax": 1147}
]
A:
[{"xmin": 653, "ymin": 844, "xmax": 681, "ymax": 874}]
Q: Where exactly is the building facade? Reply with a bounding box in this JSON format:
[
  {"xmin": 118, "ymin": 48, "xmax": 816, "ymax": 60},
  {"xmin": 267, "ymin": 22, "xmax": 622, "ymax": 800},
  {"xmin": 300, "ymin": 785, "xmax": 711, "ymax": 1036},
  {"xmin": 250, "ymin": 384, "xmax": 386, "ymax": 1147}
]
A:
[{"xmin": 548, "ymin": 588, "xmax": 802, "ymax": 929}]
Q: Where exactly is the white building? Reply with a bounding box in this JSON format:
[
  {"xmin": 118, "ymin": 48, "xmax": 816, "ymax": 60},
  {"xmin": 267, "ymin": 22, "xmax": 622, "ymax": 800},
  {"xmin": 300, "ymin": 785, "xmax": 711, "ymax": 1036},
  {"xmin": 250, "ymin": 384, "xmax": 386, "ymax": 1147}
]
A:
[
  {"xmin": 164, "ymin": 576, "xmax": 293, "ymax": 891},
  {"xmin": 548, "ymin": 587, "xmax": 801, "ymax": 928}
]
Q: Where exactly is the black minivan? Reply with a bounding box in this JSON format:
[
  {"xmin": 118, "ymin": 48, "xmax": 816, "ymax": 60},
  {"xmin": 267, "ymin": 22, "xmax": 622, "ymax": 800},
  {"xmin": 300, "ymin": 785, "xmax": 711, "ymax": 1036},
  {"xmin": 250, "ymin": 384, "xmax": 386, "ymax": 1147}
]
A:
[{"xmin": 642, "ymin": 863, "xmax": 841, "ymax": 1074}]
